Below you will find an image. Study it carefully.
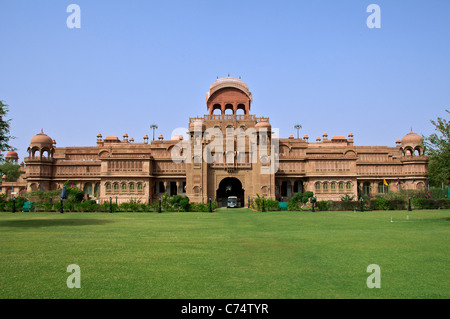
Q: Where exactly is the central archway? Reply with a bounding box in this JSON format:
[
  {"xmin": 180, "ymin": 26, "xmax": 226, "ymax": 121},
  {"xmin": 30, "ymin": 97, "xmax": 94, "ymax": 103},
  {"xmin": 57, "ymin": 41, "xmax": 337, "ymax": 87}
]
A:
[{"xmin": 216, "ymin": 177, "xmax": 244, "ymax": 208}]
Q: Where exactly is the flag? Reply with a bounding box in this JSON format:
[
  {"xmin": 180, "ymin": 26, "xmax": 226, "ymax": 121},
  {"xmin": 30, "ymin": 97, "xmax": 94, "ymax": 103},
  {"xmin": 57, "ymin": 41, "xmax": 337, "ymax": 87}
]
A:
[{"xmin": 383, "ymin": 179, "xmax": 389, "ymax": 186}]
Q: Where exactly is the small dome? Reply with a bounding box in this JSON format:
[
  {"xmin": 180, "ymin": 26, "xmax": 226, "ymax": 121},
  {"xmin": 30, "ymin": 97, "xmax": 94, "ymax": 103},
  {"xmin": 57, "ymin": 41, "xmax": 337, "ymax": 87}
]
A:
[
  {"xmin": 129, "ymin": 137, "xmax": 134, "ymax": 142},
  {"xmin": 303, "ymin": 134, "xmax": 309, "ymax": 139},
  {"xmin": 97, "ymin": 133, "xmax": 102, "ymax": 138},
  {"xmin": 288, "ymin": 134, "xmax": 294, "ymax": 139},
  {"xmin": 348, "ymin": 133, "xmax": 354, "ymax": 137},
  {"xmin": 396, "ymin": 138, "xmax": 401, "ymax": 144},
  {"xmin": 6, "ymin": 151, "xmax": 18, "ymax": 159},
  {"xmin": 401, "ymin": 130, "xmax": 422, "ymax": 146},
  {"xmin": 158, "ymin": 134, "xmax": 164, "ymax": 140},
  {"xmin": 30, "ymin": 131, "xmax": 53, "ymax": 146},
  {"xmin": 143, "ymin": 134, "xmax": 149, "ymax": 139},
  {"xmin": 255, "ymin": 120, "xmax": 271, "ymax": 129},
  {"xmin": 316, "ymin": 137, "xmax": 321, "ymax": 141}
]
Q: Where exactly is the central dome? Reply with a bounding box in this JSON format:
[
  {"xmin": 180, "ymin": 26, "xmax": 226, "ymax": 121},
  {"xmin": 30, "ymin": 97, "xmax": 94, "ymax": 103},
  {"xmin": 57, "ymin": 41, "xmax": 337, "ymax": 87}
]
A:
[
  {"xmin": 206, "ymin": 77, "xmax": 252, "ymax": 103},
  {"xmin": 206, "ymin": 76, "xmax": 253, "ymax": 115}
]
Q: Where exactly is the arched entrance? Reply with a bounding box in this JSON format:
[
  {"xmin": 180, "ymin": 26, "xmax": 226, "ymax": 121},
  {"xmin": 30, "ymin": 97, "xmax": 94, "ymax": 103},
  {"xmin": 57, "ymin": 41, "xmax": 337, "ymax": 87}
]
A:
[{"xmin": 216, "ymin": 177, "xmax": 244, "ymax": 207}]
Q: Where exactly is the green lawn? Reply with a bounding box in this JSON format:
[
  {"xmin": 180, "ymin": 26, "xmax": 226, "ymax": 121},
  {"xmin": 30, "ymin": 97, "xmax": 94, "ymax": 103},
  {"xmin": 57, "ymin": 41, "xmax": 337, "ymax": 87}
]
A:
[{"xmin": 0, "ymin": 209, "xmax": 449, "ymax": 299}]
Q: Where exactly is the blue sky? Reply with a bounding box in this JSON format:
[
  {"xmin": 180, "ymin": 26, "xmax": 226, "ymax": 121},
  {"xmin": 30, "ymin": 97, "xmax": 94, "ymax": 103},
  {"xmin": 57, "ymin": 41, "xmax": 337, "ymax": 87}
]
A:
[{"xmin": 1, "ymin": 0, "xmax": 449, "ymax": 160}]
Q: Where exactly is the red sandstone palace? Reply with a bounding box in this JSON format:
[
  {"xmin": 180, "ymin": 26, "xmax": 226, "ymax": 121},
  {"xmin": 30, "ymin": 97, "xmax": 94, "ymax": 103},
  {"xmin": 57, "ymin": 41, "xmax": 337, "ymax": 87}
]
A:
[{"xmin": 3, "ymin": 77, "xmax": 428, "ymax": 206}]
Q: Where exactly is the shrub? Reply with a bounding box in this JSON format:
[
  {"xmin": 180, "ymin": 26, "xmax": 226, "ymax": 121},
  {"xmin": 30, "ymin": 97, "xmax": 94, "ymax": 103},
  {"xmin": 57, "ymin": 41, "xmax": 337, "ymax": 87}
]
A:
[
  {"xmin": 370, "ymin": 198, "xmax": 389, "ymax": 210},
  {"xmin": 341, "ymin": 194, "xmax": 355, "ymax": 201},
  {"xmin": 317, "ymin": 200, "xmax": 329, "ymax": 211},
  {"xmin": 328, "ymin": 201, "xmax": 360, "ymax": 211},
  {"xmin": 387, "ymin": 199, "xmax": 407, "ymax": 210},
  {"xmin": 286, "ymin": 192, "xmax": 315, "ymax": 211},
  {"xmin": 412, "ymin": 198, "xmax": 450, "ymax": 209},
  {"xmin": 264, "ymin": 199, "xmax": 281, "ymax": 211},
  {"xmin": 169, "ymin": 195, "xmax": 190, "ymax": 212},
  {"xmin": 190, "ymin": 203, "xmax": 209, "ymax": 212}
]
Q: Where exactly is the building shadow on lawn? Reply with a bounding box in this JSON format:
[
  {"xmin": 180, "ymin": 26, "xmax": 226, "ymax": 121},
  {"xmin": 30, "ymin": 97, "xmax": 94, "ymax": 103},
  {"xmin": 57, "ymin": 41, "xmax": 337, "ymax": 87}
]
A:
[{"xmin": 0, "ymin": 219, "xmax": 115, "ymax": 228}]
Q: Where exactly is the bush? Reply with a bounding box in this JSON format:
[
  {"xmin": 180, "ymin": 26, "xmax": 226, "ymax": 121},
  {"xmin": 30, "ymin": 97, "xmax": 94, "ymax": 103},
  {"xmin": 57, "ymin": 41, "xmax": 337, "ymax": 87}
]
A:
[
  {"xmin": 169, "ymin": 195, "xmax": 190, "ymax": 212},
  {"xmin": 189, "ymin": 203, "xmax": 209, "ymax": 212},
  {"xmin": 387, "ymin": 199, "xmax": 407, "ymax": 210},
  {"xmin": 341, "ymin": 194, "xmax": 355, "ymax": 201},
  {"xmin": 287, "ymin": 192, "xmax": 315, "ymax": 211},
  {"xmin": 412, "ymin": 198, "xmax": 450, "ymax": 209},
  {"xmin": 370, "ymin": 198, "xmax": 389, "ymax": 210},
  {"xmin": 264, "ymin": 199, "xmax": 281, "ymax": 211},
  {"xmin": 317, "ymin": 200, "xmax": 329, "ymax": 211},
  {"xmin": 328, "ymin": 201, "xmax": 361, "ymax": 211}
]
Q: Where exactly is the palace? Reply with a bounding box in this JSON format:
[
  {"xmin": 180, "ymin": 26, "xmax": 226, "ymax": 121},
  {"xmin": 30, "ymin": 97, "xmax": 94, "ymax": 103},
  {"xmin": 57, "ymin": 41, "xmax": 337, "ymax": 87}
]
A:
[{"xmin": 4, "ymin": 77, "xmax": 429, "ymax": 206}]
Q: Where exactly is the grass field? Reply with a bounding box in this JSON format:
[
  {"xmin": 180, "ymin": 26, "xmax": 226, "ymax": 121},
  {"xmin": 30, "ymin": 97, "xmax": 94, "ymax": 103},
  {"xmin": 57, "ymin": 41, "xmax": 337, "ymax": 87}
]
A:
[{"xmin": 0, "ymin": 209, "xmax": 449, "ymax": 299}]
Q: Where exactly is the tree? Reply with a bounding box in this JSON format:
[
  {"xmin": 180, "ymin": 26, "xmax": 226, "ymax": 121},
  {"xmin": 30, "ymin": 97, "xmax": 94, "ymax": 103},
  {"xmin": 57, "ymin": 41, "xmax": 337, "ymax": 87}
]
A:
[
  {"xmin": 0, "ymin": 159, "xmax": 24, "ymax": 182},
  {"xmin": 423, "ymin": 109, "xmax": 450, "ymax": 187},
  {"xmin": 0, "ymin": 100, "xmax": 16, "ymax": 161}
]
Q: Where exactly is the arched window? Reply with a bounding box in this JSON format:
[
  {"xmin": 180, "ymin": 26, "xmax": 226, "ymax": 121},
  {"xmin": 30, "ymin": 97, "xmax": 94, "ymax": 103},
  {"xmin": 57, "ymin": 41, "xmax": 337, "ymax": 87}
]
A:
[
  {"xmin": 94, "ymin": 183, "xmax": 100, "ymax": 197},
  {"xmin": 323, "ymin": 183, "xmax": 329, "ymax": 192},
  {"xmin": 84, "ymin": 183, "xmax": 93, "ymax": 195},
  {"xmin": 194, "ymin": 186, "xmax": 200, "ymax": 194},
  {"xmin": 331, "ymin": 182, "xmax": 336, "ymax": 191},
  {"xmin": 363, "ymin": 182, "xmax": 370, "ymax": 195},
  {"xmin": 137, "ymin": 183, "xmax": 143, "ymax": 191},
  {"xmin": 121, "ymin": 183, "xmax": 127, "ymax": 191},
  {"xmin": 224, "ymin": 104, "xmax": 234, "ymax": 115},
  {"xmin": 129, "ymin": 183, "xmax": 135, "ymax": 192},
  {"xmin": 339, "ymin": 182, "xmax": 344, "ymax": 191},
  {"xmin": 315, "ymin": 182, "xmax": 321, "ymax": 191},
  {"xmin": 113, "ymin": 183, "xmax": 119, "ymax": 191},
  {"xmin": 106, "ymin": 183, "xmax": 112, "ymax": 192},
  {"xmin": 236, "ymin": 104, "xmax": 246, "ymax": 115},
  {"xmin": 378, "ymin": 182, "xmax": 389, "ymax": 194},
  {"xmin": 346, "ymin": 182, "xmax": 352, "ymax": 191},
  {"xmin": 212, "ymin": 104, "xmax": 222, "ymax": 115}
]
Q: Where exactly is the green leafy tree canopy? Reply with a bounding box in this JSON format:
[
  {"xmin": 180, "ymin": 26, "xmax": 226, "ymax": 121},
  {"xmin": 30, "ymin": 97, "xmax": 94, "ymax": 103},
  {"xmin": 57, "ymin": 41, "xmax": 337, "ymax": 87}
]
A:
[
  {"xmin": 423, "ymin": 109, "xmax": 450, "ymax": 186},
  {"xmin": 0, "ymin": 159, "xmax": 23, "ymax": 182},
  {"xmin": 0, "ymin": 100, "xmax": 16, "ymax": 161}
]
